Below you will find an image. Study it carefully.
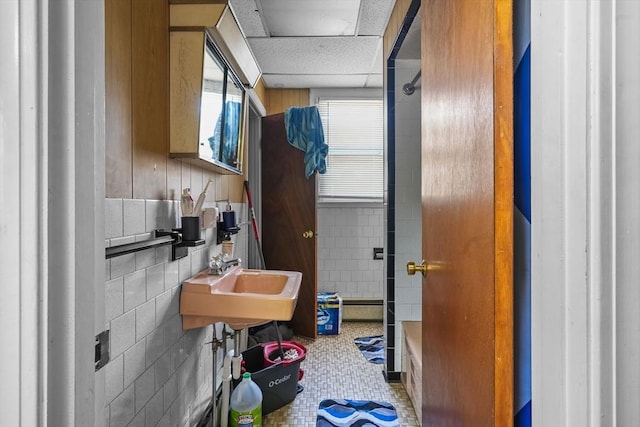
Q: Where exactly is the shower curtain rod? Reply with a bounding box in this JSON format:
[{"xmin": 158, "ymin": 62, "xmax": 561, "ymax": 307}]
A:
[
  {"xmin": 407, "ymin": 70, "xmax": 421, "ymax": 86},
  {"xmin": 402, "ymin": 69, "xmax": 421, "ymax": 96}
]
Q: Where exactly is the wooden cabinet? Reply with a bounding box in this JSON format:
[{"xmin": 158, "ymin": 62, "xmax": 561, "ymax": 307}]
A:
[
  {"xmin": 401, "ymin": 321, "xmax": 422, "ymax": 424},
  {"xmin": 168, "ymin": 3, "xmax": 261, "ymax": 176}
]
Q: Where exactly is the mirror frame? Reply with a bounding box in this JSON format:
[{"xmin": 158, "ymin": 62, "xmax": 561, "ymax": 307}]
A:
[{"xmin": 198, "ymin": 31, "xmax": 246, "ymax": 175}]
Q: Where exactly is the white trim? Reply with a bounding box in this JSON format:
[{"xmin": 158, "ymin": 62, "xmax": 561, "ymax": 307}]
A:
[
  {"xmin": 0, "ymin": 1, "xmax": 105, "ymax": 425},
  {"xmin": 532, "ymin": 1, "xmax": 621, "ymax": 425},
  {"xmin": 0, "ymin": 1, "xmax": 47, "ymax": 425},
  {"xmin": 610, "ymin": 2, "xmax": 640, "ymax": 425},
  {"xmin": 608, "ymin": 2, "xmax": 617, "ymax": 424}
]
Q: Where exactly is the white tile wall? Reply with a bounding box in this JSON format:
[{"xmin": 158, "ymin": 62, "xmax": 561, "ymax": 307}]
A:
[
  {"xmin": 391, "ymin": 61, "xmax": 423, "ymax": 370},
  {"xmin": 104, "ymin": 198, "xmax": 248, "ymax": 426},
  {"xmin": 317, "ymin": 205, "xmax": 384, "ymax": 298}
]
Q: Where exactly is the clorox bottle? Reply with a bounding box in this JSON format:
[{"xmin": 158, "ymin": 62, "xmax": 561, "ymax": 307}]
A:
[{"xmin": 230, "ymin": 372, "xmax": 263, "ymax": 426}]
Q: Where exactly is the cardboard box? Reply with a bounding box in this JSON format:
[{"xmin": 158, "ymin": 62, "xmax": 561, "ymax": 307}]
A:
[{"xmin": 317, "ymin": 292, "xmax": 342, "ymax": 335}]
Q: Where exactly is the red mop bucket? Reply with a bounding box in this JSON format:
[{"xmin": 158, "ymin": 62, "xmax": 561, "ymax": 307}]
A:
[{"xmin": 263, "ymin": 341, "xmax": 307, "ymax": 380}]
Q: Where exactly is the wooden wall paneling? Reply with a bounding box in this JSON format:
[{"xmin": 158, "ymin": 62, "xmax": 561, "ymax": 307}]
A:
[
  {"xmin": 253, "ymin": 77, "xmax": 267, "ymax": 108},
  {"xmin": 105, "ymin": 0, "xmax": 133, "ymax": 198},
  {"xmin": 132, "ymin": 0, "xmax": 169, "ymax": 200},
  {"xmin": 296, "ymin": 89, "xmax": 310, "ymax": 107},
  {"xmin": 204, "ymin": 171, "xmax": 218, "ymax": 203},
  {"xmin": 181, "ymin": 161, "xmax": 191, "ymax": 194},
  {"xmin": 166, "ymin": 158, "xmax": 183, "ymax": 200},
  {"xmin": 265, "ymin": 88, "xmax": 310, "ymax": 115},
  {"xmin": 190, "ymin": 164, "xmax": 204, "ymax": 197},
  {"xmin": 265, "ymin": 88, "xmax": 283, "ymax": 115},
  {"xmin": 216, "ymin": 174, "xmax": 229, "ymax": 202}
]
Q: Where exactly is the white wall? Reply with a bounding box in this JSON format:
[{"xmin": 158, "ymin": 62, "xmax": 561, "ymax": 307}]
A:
[
  {"xmin": 104, "ymin": 198, "xmax": 247, "ymax": 426},
  {"xmin": 532, "ymin": 1, "xmax": 640, "ymax": 425},
  {"xmin": 317, "ymin": 205, "xmax": 384, "ymax": 298},
  {"xmin": 391, "ymin": 60, "xmax": 423, "ymax": 370}
]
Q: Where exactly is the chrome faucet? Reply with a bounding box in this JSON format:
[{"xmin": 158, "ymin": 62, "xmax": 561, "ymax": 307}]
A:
[
  {"xmin": 208, "ymin": 253, "xmax": 242, "ymax": 275},
  {"xmin": 224, "ymin": 258, "xmax": 241, "ymax": 268}
]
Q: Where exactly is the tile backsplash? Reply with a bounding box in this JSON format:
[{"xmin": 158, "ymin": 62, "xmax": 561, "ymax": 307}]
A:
[
  {"xmin": 317, "ymin": 205, "xmax": 384, "ymax": 298},
  {"xmin": 103, "ymin": 198, "xmax": 247, "ymax": 426}
]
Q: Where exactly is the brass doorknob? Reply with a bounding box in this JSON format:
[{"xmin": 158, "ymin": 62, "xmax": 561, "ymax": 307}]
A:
[
  {"xmin": 407, "ymin": 261, "xmax": 429, "ymax": 277},
  {"xmin": 302, "ymin": 230, "xmax": 314, "ymax": 239}
]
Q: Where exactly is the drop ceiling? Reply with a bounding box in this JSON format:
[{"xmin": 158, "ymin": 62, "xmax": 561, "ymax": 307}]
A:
[{"xmin": 229, "ymin": 0, "xmax": 397, "ymax": 88}]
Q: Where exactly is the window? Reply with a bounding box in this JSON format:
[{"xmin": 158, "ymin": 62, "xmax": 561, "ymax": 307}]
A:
[{"xmin": 317, "ymin": 98, "xmax": 384, "ymax": 202}]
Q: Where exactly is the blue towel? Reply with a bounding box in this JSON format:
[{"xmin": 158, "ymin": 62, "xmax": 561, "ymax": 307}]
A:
[
  {"xmin": 284, "ymin": 106, "xmax": 329, "ymax": 178},
  {"xmin": 208, "ymin": 100, "xmax": 242, "ymax": 166}
]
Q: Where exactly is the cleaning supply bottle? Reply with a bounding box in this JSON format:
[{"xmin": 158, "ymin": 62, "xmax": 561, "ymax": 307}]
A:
[{"xmin": 230, "ymin": 372, "xmax": 263, "ymax": 426}]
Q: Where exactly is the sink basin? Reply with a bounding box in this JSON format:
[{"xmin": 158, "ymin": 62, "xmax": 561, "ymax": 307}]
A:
[{"xmin": 179, "ymin": 266, "xmax": 302, "ymax": 330}]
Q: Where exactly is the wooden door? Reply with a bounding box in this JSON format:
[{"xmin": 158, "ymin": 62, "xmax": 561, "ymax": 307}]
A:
[
  {"xmin": 420, "ymin": 0, "xmax": 513, "ymax": 425},
  {"xmin": 261, "ymin": 113, "xmax": 318, "ymax": 338}
]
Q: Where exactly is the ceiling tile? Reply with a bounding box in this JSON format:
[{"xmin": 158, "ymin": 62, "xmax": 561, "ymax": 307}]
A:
[
  {"xmin": 229, "ymin": 0, "xmax": 393, "ymax": 89},
  {"xmin": 259, "ymin": 0, "xmax": 361, "ymax": 37},
  {"xmin": 229, "ymin": 0, "xmax": 267, "ymax": 37},
  {"xmin": 357, "ymin": 0, "xmax": 396, "ymax": 36},
  {"xmin": 247, "ymin": 36, "xmax": 381, "ymax": 74}
]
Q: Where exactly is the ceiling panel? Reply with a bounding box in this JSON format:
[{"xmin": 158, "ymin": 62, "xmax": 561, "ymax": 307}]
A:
[
  {"xmin": 229, "ymin": 0, "xmax": 267, "ymax": 37},
  {"xmin": 357, "ymin": 0, "xmax": 396, "ymax": 36},
  {"xmin": 247, "ymin": 36, "xmax": 381, "ymax": 74},
  {"xmin": 258, "ymin": 0, "xmax": 361, "ymax": 37},
  {"xmin": 229, "ymin": 0, "xmax": 394, "ymax": 88}
]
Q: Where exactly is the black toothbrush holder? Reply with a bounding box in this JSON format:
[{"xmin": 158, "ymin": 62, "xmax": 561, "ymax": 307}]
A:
[{"xmin": 181, "ymin": 216, "xmax": 201, "ymax": 241}]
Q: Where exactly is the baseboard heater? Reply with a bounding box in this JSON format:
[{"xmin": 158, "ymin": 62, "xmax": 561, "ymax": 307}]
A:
[{"xmin": 342, "ymin": 298, "xmax": 384, "ymax": 321}]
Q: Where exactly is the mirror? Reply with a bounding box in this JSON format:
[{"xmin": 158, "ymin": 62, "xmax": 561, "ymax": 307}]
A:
[{"xmin": 198, "ymin": 34, "xmax": 245, "ymax": 174}]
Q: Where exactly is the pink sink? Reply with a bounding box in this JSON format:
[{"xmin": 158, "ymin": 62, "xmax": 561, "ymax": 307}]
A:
[{"xmin": 179, "ymin": 266, "xmax": 302, "ymax": 330}]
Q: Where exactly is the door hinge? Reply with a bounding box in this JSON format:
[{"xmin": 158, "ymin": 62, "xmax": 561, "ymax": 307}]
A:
[{"xmin": 95, "ymin": 330, "xmax": 110, "ymax": 372}]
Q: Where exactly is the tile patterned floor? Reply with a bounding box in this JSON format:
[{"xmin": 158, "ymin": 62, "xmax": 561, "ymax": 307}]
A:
[{"xmin": 263, "ymin": 322, "xmax": 419, "ymax": 426}]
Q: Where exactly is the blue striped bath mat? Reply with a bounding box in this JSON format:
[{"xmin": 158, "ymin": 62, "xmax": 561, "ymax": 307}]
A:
[
  {"xmin": 316, "ymin": 399, "xmax": 399, "ymax": 427},
  {"xmin": 354, "ymin": 335, "xmax": 384, "ymax": 364}
]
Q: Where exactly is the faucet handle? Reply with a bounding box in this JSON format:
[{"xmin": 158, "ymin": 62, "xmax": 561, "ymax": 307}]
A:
[{"xmin": 208, "ymin": 253, "xmax": 226, "ymax": 274}]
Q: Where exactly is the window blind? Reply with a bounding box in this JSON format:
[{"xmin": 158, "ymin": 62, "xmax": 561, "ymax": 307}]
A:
[{"xmin": 317, "ymin": 98, "xmax": 384, "ymax": 201}]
